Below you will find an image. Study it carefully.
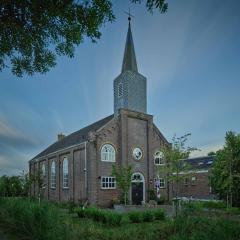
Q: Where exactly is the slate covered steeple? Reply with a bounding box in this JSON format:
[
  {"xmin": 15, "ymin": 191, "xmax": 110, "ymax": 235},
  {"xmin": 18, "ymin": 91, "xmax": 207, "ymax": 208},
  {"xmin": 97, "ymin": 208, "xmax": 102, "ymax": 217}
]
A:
[
  {"xmin": 114, "ymin": 17, "xmax": 147, "ymax": 115},
  {"xmin": 121, "ymin": 21, "xmax": 138, "ymax": 73}
]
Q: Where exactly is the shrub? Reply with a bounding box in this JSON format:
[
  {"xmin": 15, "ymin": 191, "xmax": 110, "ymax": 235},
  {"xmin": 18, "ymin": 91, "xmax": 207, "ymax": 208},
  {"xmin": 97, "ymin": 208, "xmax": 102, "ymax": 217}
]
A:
[
  {"xmin": 153, "ymin": 209, "xmax": 165, "ymax": 220},
  {"xmin": 142, "ymin": 210, "xmax": 154, "ymax": 222},
  {"xmin": 201, "ymin": 201, "xmax": 226, "ymax": 209},
  {"xmin": 75, "ymin": 207, "xmax": 86, "ymax": 218},
  {"xmin": 128, "ymin": 211, "xmax": 143, "ymax": 223}
]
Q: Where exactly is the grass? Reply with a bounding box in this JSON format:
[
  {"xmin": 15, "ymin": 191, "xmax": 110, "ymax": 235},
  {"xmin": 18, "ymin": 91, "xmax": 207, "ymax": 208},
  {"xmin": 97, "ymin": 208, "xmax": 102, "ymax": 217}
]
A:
[{"xmin": 0, "ymin": 198, "xmax": 240, "ymax": 240}]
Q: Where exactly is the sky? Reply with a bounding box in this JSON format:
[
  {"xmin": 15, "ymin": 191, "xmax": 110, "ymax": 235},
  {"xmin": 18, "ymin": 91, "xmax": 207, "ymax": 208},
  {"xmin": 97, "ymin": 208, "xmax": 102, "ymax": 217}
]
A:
[{"xmin": 0, "ymin": 0, "xmax": 240, "ymax": 176}]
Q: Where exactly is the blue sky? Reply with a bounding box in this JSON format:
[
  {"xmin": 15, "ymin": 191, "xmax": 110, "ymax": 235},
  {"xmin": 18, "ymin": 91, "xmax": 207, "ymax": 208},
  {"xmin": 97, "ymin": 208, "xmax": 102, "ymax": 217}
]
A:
[{"xmin": 1, "ymin": 0, "xmax": 240, "ymax": 175}]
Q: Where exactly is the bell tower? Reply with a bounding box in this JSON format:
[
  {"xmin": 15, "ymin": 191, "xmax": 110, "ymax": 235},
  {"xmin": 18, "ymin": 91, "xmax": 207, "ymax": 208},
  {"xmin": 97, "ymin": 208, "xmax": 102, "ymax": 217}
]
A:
[{"xmin": 114, "ymin": 17, "xmax": 147, "ymax": 115}]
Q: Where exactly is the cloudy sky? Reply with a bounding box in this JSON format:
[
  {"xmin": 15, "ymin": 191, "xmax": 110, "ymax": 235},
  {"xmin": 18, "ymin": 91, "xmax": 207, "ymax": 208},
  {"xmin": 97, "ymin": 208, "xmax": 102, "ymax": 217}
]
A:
[{"xmin": 1, "ymin": 0, "xmax": 240, "ymax": 176}]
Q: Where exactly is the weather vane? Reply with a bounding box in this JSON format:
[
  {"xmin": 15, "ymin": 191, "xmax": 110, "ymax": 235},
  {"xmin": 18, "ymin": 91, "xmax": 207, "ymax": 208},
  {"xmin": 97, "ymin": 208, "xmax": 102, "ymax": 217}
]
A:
[{"xmin": 124, "ymin": 8, "xmax": 134, "ymax": 22}]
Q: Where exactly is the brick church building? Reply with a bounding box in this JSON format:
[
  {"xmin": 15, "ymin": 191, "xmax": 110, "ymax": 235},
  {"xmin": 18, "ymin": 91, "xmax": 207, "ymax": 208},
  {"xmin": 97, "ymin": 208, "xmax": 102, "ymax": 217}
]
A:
[{"xmin": 29, "ymin": 19, "xmax": 171, "ymax": 207}]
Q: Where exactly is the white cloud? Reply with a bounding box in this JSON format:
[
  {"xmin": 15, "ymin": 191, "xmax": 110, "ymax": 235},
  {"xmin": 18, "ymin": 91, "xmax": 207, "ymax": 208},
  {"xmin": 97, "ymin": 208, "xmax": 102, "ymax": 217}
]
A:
[{"xmin": 190, "ymin": 143, "xmax": 223, "ymax": 157}]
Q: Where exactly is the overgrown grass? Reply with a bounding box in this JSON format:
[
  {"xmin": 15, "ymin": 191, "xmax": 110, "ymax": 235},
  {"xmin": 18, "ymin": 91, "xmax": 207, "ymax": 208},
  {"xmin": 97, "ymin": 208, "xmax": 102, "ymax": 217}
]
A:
[
  {"xmin": 0, "ymin": 198, "xmax": 239, "ymax": 240},
  {"xmin": 0, "ymin": 198, "xmax": 75, "ymax": 240}
]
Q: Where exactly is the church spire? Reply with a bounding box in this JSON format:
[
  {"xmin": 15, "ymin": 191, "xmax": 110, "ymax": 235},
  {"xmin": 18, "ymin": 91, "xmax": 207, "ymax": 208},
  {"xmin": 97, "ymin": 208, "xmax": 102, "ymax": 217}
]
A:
[{"xmin": 121, "ymin": 16, "xmax": 138, "ymax": 73}]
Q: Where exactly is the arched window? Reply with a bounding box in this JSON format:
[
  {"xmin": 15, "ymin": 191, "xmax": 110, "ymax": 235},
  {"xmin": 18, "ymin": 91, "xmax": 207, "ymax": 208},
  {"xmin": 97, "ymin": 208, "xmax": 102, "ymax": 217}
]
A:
[
  {"xmin": 63, "ymin": 157, "xmax": 69, "ymax": 188},
  {"xmin": 154, "ymin": 151, "xmax": 165, "ymax": 165},
  {"xmin": 51, "ymin": 161, "xmax": 56, "ymax": 189},
  {"xmin": 42, "ymin": 163, "xmax": 46, "ymax": 177},
  {"xmin": 101, "ymin": 144, "xmax": 116, "ymax": 162}
]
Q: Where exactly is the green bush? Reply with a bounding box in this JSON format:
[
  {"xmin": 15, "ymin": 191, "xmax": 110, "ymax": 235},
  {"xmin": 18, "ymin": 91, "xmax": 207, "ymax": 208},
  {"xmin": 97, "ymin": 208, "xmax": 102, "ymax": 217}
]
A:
[
  {"xmin": 142, "ymin": 210, "xmax": 154, "ymax": 222},
  {"xmin": 76, "ymin": 207, "xmax": 122, "ymax": 226},
  {"xmin": 75, "ymin": 207, "xmax": 86, "ymax": 218},
  {"xmin": 153, "ymin": 208, "xmax": 165, "ymax": 220},
  {"xmin": 201, "ymin": 200, "xmax": 226, "ymax": 209},
  {"xmin": 128, "ymin": 211, "xmax": 143, "ymax": 223}
]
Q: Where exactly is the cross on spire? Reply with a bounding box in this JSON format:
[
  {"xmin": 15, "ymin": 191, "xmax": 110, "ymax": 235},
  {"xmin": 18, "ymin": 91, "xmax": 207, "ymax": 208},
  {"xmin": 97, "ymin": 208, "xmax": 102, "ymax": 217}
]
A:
[{"xmin": 124, "ymin": 8, "xmax": 134, "ymax": 24}]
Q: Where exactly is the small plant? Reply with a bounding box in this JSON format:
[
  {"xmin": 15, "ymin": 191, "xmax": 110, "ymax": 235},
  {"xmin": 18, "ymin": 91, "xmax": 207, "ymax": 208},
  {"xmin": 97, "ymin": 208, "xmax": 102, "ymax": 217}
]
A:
[
  {"xmin": 128, "ymin": 211, "xmax": 143, "ymax": 223},
  {"xmin": 153, "ymin": 209, "xmax": 165, "ymax": 220},
  {"xmin": 142, "ymin": 210, "xmax": 154, "ymax": 222},
  {"xmin": 75, "ymin": 207, "xmax": 86, "ymax": 218}
]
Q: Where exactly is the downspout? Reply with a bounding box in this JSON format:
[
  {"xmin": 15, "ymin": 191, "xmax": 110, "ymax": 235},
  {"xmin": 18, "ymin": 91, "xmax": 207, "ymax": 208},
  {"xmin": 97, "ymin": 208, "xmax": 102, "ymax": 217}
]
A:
[{"xmin": 84, "ymin": 141, "xmax": 88, "ymax": 198}]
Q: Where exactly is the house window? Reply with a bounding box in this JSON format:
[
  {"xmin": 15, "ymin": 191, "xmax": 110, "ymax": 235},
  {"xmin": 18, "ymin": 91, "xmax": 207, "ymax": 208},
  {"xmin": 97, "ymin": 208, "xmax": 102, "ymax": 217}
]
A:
[
  {"xmin": 159, "ymin": 178, "xmax": 165, "ymax": 188},
  {"xmin": 101, "ymin": 177, "xmax": 116, "ymax": 189},
  {"xmin": 154, "ymin": 151, "xmax": 165, "ymax": 165},
  {"xmin": 101, "ymin": 144, "xmax": 116, "ymax": 162},
  {"xmin": 42, "ymin": 163, "xmax": 46, "ymax": 177},
  {"xmin": 184, "ymin": 177, "xmax": 189, "ymax": 186},
  {"xmin": 191, "ymin": 176, "xmax": 196, "ymax": 185},
  {"xmin": 63, "ymin": 157, "xmax": 69, "ymax": 189},
  {"xmin": 51, "ymin": 161, "xmax": 56, "ymax": 189},
  {"xmin": 118, "ymin": 83, "xmax": 123, "ymax": 97}
]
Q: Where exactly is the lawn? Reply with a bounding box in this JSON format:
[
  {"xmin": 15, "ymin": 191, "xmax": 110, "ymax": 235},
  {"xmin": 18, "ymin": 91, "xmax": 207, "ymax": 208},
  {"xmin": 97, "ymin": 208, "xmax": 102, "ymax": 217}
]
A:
[{"xmin": 0, "ymin": 198, "xmax": 240, "ymax": 240}]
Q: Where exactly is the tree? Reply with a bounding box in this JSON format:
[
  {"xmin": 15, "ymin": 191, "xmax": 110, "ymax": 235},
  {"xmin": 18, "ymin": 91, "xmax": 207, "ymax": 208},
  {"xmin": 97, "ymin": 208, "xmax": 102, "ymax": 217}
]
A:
[
  {"xmin": 210, "ymin": 131, "xmax": 240, "ymax": 207},
  {"xmin": 30, "ymin": 169, "xmax": 45, "ymax": 204},
  {"xmin": 160, "ymin": 134, "xmax": 197, "ymax": 216},
  {"xmin": 0, "ymin": 0, "xmax": 167, "ymax": 77},
  {"xmin": 112, "ymin": 164, "xmax": 133, "ymax": 205}
]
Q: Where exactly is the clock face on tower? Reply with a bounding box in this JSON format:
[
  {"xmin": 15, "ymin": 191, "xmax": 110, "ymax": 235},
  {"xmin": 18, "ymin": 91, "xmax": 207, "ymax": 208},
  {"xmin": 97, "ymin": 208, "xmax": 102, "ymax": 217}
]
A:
[{"xmin": 132, "ymin": 147, "xmax": 143, "ymax": 160}]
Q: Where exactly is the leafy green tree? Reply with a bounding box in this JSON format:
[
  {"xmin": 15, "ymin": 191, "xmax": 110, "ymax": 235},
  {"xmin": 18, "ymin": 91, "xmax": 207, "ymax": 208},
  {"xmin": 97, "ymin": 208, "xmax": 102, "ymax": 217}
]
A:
[
  {"xmin": 159, "ymin": 134, "xmax": 197, "ymax": 216},
  {"xmin": 0, "ymin": 175, "xmax": 10, "ymax": 197},
  {"xmin": 0, "ymin": 0, "xmax": 167, "ymax": 77},
  {"xmin": 30, "ymin": 169, "xmax": 45, "ymax": 204},
  {"xmin": 112, "ymin": 164, "xmax": 133, "ymax": 205},
  {"xmin": 210, "ymin": 131, "xmax": 240, "ymax": 207},
  {"xmin": 208, "ymin": 151, "xmax": 216, "ymax": 156}
]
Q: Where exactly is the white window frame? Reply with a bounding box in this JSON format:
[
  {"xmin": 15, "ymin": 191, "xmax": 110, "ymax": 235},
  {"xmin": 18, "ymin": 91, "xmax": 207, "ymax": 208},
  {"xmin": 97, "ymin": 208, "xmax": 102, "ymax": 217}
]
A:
[
  {"xmin": 159, "ymin": 178, "xmax": 165, "ymax": 188},
  {"xmin": 101, "ymin": 144, "xmax": 116, "ymax": 162},
  {"xmin": 63, "ymin": 157, "xmax": 69, "ymax": 189},
  {"xmin": 118, "ymin": 82, "xmax": 123, "ymax": 97},
  {"xmin": 154, "ymin": 151, "xmax": 165, "ymax": 165},
  {"xmin": 42, "ymin": 163, "xmax": 46, "ymax": 177},
  {"xmin": 101, "ymin": 176, "xmax": 116, "ymax": 189},
  {"xmin": 51, "ymin": 161, "xmax": 56, "ymax": 189}
]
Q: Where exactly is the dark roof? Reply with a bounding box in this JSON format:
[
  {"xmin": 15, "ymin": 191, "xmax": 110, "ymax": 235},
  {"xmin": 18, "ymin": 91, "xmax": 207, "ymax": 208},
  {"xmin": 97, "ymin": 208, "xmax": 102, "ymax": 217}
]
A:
[
  {"xmin": 121, "ymin": 21, "xmax": 138, "ymax": 73},
  {"xmin": 32, "ymin": 114, "xmax": 114, "ymax": 161},
  {"xmin": 185, "ymin": 156, "xmax": 215, "ymax": 170}
]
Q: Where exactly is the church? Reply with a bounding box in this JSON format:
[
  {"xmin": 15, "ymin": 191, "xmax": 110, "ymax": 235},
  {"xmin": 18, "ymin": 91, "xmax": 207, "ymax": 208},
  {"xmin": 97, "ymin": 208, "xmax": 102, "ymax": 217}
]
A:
[{"xmin": 29, "ymin": 19, "xmax": 170, "ymax": 207}]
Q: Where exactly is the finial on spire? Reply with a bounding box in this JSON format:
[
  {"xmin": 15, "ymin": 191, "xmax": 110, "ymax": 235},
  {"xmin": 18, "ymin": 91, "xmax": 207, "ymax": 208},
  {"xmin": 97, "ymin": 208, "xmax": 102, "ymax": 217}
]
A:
[{"xmin": 124, "ymin": 8, "xmax": 134, "ymax": 25}]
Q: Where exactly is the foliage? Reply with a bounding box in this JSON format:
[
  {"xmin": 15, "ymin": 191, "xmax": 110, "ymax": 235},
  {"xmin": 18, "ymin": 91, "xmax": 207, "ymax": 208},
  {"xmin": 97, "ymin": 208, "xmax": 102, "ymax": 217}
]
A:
[
  {"xmin": 142, "ymin": 210, "xmax": 154, "ymax": 222},
  {"xmin": 148, "ymin": 188, "xmax": 157, "ymax": 200},
  {"xmin": 75, "ymin": 207, "xmax": 123, "ymax": 226},
  {"xmin": 210, "ymin": 131, "xmax": 240, "ymax": 207},
  {"xmin": 112, "ymin": 164, "xmax": 133, "ymax": 205},
  {"xmin": 0, "ymin": 173, "xmax": 30, "ymax": 197},
  {"xmin": 128, "ymin": 211, "xmax": 143, "ymax": 223},
  {"xmin": 0, "ymin": 0, "xmax": 167, "ymax": 77},
  {"xmin": 159, "ymin": 134, "xmax": 197, "ymax": 216},
  {"xmin": 153, "ymin": 208, "xmax": 165, "ymax": 220},
  {"xmin": 171, "ymin": 216, "xmax": 240, "ymax": 240},
  {"xmin": 1, "ymin": 198, "xmax": 239, "ymax": 240},
  {"xmin": 131, "ymin": 0, "xmax": 168, "ymax": 13},
  {"xmin": 0, "ymin": 198, "xmax": 74, "ymax": 240}
]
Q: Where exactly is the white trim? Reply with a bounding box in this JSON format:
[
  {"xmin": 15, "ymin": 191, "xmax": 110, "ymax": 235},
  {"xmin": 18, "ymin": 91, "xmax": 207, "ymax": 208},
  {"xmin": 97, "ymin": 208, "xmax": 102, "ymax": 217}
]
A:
[
  {"xmin": 130, "ymin": 172, "xmax": 145, "ymax": 204},
  {"xmin": 100, "ymin": 176, "xmax": 116, "ymax": 189},
  {"xmin": 62, "ymin": 157, "xmax": 69, "ymax": 189},
  {"xmin": 172, "ymin": 169, "xmax": 209, "ymax": 175},
  {"xmin": 101, "ymin": 144, "xmax": 116, "ymax": 162}
]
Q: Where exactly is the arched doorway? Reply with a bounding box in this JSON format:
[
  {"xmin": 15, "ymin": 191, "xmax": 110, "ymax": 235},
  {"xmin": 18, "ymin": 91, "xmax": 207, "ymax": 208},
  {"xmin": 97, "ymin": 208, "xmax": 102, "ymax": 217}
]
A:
[{"xmin": 131, "ymin": 172, "xmax": 145, "ymax": 205}]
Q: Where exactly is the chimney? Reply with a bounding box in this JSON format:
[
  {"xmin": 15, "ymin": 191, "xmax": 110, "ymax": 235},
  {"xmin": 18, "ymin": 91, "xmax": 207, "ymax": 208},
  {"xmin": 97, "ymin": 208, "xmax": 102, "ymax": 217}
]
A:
[{"xmin": 57, "ymin": 133, "xmax": 65, "ymax": 141}]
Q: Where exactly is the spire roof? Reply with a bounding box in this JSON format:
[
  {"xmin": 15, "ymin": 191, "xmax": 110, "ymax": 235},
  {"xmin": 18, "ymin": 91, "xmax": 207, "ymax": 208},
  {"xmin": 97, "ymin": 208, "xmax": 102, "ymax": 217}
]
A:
[{"xmin": 121, "ymin": 21, "xmax": 138, "ymax": 73}]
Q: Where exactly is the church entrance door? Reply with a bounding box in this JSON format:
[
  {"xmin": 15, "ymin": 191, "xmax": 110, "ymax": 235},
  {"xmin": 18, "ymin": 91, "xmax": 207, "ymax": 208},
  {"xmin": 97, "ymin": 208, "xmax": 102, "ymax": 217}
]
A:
[{"xmin": 131, "ymin": 173, "xmax": 145, "ymax": 205}]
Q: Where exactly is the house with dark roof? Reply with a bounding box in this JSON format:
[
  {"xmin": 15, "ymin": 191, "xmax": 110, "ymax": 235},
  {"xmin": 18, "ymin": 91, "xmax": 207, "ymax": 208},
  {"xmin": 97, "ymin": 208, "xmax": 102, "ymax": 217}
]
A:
[
  {"xmin": 170, "ymin": 156, "xmax": 216, "ymax": 200},
  {"xmin": 29, "ymin": 18, "xmax": 170, "ymax": 207}
]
